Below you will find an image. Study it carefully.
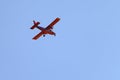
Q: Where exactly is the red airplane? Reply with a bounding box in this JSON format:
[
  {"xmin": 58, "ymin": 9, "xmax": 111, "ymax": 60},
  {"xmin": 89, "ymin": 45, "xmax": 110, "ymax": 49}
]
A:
[{"xmin": 30, "ymin": 17, "xmax": 60, "ymax": 40}]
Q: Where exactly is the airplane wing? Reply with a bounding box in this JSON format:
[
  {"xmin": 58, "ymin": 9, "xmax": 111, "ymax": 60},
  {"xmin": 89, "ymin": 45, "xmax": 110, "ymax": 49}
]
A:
[
  {"xmin": 45, "ymin": 17, "xmax": 60, "ymax": 30},
  {"xmin": 32, "ymin": 32, "xmax": 43, "ymax": 40}
]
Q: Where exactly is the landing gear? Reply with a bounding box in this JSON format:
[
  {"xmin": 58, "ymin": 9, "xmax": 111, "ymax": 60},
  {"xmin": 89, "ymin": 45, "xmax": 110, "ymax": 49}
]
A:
[
  {"xmin": 43, "ymin": 35, "xmax": 45, "ymax": 37},
  {"xmin": 54, "ymin": 33, "xmax": 56, "ymax": 36}
]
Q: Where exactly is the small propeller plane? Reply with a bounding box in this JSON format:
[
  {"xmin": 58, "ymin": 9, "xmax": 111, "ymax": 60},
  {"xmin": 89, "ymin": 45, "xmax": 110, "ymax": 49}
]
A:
[{"xmin": 30, "ymin": 17, "xmax": 60, "ymax": 40}]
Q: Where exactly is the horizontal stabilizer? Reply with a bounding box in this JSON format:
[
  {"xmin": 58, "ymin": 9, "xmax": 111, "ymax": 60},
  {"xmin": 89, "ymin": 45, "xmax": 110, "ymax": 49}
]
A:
[
  {"xmin": 30, "ymin": 21, "xmax": 40, "ymax": 29},
  {"xmin": 30, "ymin": 25, "xmax": 36, "ymax": 29}
]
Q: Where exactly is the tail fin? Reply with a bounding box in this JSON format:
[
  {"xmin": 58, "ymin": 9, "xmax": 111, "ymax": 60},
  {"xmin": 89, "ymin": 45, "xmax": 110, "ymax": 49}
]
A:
[
  {"xmin": 33, "ymin": 20, "xmax": 36, "ymax": 24},
  {"xmin": 30, "ymin": 21, "xmax": 40, "ymax": 29}
]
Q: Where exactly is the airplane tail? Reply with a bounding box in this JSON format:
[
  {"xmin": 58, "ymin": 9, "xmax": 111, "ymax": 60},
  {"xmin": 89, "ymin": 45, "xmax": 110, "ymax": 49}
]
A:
[
  {"xmin": 33, "ymin": 20, "xmax": 36, "ymax": 24},
  {"xmin": 30, "ymin": 20, "xmax": 40, "ymax": 29}
]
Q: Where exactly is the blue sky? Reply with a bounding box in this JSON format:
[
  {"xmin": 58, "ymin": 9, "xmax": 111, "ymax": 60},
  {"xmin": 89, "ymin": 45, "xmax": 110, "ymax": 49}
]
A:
[{"xmin": 0, "ymin": 0, "xmax": 120, "ymax": 80}]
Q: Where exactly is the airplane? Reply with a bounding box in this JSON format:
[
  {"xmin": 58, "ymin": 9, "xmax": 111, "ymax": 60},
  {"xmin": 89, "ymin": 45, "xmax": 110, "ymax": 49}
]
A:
[{"xmin": 30, "ymin": 17, "xmax": 60, "ymax": 40}]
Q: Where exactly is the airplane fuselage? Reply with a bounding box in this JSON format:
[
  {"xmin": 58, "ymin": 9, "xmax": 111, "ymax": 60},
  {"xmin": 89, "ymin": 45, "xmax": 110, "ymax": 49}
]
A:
[{"xmin": 37, "ymin": 26, "xmax": 56, "ymax": 36}]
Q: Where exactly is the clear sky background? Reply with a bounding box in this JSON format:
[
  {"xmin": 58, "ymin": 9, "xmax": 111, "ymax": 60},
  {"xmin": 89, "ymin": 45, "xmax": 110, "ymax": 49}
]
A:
[{"xmin": 0, "ymin": 0, "xmax": 120, "ymax": 80}]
